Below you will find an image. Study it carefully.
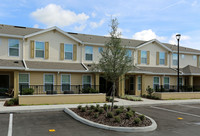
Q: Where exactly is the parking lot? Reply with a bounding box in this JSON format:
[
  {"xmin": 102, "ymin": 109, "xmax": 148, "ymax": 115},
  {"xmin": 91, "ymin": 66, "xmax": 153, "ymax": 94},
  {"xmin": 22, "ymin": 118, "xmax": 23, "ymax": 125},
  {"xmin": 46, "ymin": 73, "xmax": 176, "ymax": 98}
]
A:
[{"xmin": 1, "ymin": 104, "xmax": 200, "ymax": 136}]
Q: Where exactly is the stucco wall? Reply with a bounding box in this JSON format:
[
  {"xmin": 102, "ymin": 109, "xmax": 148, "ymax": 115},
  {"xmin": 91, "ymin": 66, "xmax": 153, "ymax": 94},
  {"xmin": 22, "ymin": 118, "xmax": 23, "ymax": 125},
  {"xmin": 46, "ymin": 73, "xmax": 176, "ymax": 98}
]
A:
[
  {"xmin": 171, "ymin": 54, "xmax": 197, "ymax": 68},
  {"xmin": 19, "ymin": 93, "xmax": 106, "ymax": 105}
]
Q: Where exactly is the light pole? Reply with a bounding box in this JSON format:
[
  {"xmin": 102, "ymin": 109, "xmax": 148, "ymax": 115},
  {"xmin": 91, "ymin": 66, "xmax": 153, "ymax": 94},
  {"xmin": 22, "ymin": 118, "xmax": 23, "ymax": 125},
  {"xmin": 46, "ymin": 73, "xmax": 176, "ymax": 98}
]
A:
[{"xmin": 176, "ymin": 34, "xmax": 181, "ymax": 92}]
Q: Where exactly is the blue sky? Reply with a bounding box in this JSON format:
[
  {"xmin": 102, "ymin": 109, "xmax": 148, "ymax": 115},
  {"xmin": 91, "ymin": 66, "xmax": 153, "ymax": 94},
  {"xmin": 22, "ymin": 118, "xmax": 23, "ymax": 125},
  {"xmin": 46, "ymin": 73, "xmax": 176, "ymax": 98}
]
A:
[{"xmin": 0, "ymin": 0, "xmax": 200, "ymax": 49}]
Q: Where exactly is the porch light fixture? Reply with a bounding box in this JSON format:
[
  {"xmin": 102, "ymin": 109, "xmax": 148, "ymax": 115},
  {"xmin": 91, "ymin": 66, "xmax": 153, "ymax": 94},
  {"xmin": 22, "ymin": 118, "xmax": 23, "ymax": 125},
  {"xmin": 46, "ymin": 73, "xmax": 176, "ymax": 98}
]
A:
[{"xmin": 176, "ymin": 34, "xmax": 181, "ymax": 92}]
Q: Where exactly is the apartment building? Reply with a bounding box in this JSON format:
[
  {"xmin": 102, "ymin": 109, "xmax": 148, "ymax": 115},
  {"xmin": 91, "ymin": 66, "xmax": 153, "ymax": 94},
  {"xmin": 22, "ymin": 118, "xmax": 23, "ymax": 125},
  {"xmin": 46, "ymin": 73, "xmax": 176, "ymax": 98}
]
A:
[{"xmin": 0, "ymin": 24, "xmax": 200, "ymax": 98}]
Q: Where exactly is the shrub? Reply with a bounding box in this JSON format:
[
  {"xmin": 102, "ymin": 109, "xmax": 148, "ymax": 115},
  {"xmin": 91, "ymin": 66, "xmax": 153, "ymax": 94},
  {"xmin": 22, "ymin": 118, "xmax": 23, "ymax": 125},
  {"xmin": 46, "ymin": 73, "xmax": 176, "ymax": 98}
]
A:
[
  {"xmin": 94, "ymin": 107, "xmax": 100, "ymax": 112},
  {"xmin": 90, "ymin": 88, "xmax": 99, "ymax": 93},
  {"xmin": 99, "ymin": 108, "xmax": 104, "ymax": 114},
  {"xmin": 108, "ymin": 105, "xmax": 111, "ymax": 110},
  {"xmin": 115, "ymin": 109, "xmax": 123, "ymax": 115},
  {"xmin": 106, "ymin": 97, "xmax": 113, "ymax": 102},
  {"xmin": 7, "ymin": 100, "xmax": 14, "ymax": 106},
  {"xmin": 107, "ymin": 112, "xmax": 113, "ymax": 118},
  {"xmin": 142, "ymin": 94, "xmax": 146, "ymax": 98},
  {"xmin": 96, "ymin": 104, "xmax": 100, "ymax": 108},
  {"xmin": 120, "ymin": 106, "xmax": 124, "ymax": 110},
  {"xmin": 90, "ymin": 105, "xmax": 95, "ymax": 110},
  {"xmin": 134, "ymin": 118, "xmax": 141, "ymax": 124},
  {"xmin": 126, "ymin": 107, "xmax": 131, "ymax": 111},
  {"xmin": 94, "ymin": 113, "xmax": 99, "ymax": 118},
  {"xmin": 103, "ymin": 104, "xmax": 108, "ymax": 111},
  {"xmin": 81, "ymin": 107, "xmax": 86, "ymax": 112},
  {"xmin": 88, "ymin": 110, "xmax": 93, "ymax": 115},
  {"xmin": 21, "ymin": 88, "xmax": 34, "ymax": 95},
  {"xmin": 114, "ymin": 116, "xmax": 121, "ymax": 123},
  {"xmin": 10, "ymin": 98, "xmax": 18, "ymax": 105},
  {"xmin": 146, "ymin": 86, "xmax": 154, "ymax": 96},
  {"xmin": 85, "ymin": 105, "xmax": 89, "ymax": 109},
  {"xmin": 138, "ymin": 115, "xmax": 146, "ymax": 121},
  {"xmin": 114, "ymin": 105, "xmax": 118, "ymax": 109},
  {"xmin": 126, "ymin": 111, "xmax": 133, "ymax": 119},
  {"xmin": 82, "ymin": 87, "xmax": 99, "ymax": 93},
  {"xmin": 64, "ymin": 91, "xmax": 74, "ymax": 94},
  {"xmin": 77, "ymin": 105, "xmax": 82, "ymax": 110},
  {"xmin": 131, "ymin": 110, "xmax": 136, "ymax": 114}
]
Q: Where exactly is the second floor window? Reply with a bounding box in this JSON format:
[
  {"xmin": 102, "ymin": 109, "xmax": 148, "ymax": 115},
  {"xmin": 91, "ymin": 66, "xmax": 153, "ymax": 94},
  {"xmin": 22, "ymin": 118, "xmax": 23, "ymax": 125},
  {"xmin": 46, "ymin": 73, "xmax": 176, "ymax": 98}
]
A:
[
  {"xmin": 141, "ymin": 51, "xmax": 147, "ymax": 64},
  {"xmin": 98, "ymin": 47, "xmax": 103, "ymax": 53},
  {"xmin": 193, "ymin": 55, "xmax": 197, "ymax": 60},
  {"xmin": 126, "ymin": 50, "xmax": 132, "ymax": 58},
  {"xmin": 35, "ymin": 41, "xmax": 45, "ymax": 58},
  {"xmin": 172, "ymin": 53, "xmax": 177, "ymax": 65},
  {"xmin": 9, "ymin": 39, "xmax": 19, "ymax": 56},
  {"xmin": 159, "ymin": 52, "xmax": 165, "ymax": 65},
  {"xmin": 85, "ymin": 46, "xmax": 93, "ymax": 61},
  {"xmin": 65, "ymin": 44, "xmax": 73, "ymax": 60}
]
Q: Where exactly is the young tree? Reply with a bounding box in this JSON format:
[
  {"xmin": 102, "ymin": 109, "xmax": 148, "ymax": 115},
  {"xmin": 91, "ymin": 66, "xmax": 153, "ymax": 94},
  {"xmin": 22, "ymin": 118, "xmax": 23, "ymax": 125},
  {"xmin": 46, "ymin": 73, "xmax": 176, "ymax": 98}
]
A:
[{"xmin": 93, "ymin": 18, "xmax": 134, "ymax": 110}]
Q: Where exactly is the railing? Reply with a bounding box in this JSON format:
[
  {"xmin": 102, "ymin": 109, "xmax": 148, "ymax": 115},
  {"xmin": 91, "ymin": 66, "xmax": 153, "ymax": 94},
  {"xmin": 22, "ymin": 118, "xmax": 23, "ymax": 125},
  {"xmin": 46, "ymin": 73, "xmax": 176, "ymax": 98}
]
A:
[
  {"xmin": 154, "ymin": 85, "xmax": 200, "ymax": 92},
  {"xmin": 20, "ymin": 85, "xmax": 100, "ymax": 95}
]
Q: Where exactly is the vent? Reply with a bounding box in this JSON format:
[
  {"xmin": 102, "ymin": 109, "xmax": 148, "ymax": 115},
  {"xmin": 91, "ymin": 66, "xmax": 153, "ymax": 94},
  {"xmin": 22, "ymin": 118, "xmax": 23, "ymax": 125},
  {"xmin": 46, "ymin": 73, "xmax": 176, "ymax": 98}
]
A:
[
  {"xmin": 14, "ymin": 26, "xmax": 26, "ymax": 29},
  {"xmin": 14, "ymin": 61, "xmax": 19, "ymax": 63},
  {"xmin": 87, "ymin": 64, "xmax": 91, "ymax": 67},
  {"xmin": 68, "ymin": 32, "xmax": 78, "ymax": 35}
]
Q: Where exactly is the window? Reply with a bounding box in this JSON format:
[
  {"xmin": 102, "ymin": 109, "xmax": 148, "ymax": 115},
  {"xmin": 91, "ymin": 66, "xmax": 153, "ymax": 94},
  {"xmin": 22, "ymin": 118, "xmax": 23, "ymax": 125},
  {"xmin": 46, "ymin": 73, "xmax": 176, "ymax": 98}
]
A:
[
  {"xmin": 193, "ymin": 55, "xmax": 197, "ymax": 60},
  {"xmin": 98, "ymin": 47, "xmax": 103, "ymax": 53},
  {"xmin": 137, "ymin": 76, "xmax": 141, "ymax": 91},
  {"xmin": 159, "ymin": 52, "xmax": 165, "ymax": 65},
  {"xmin": 141, "ymin": 51, "xmax": 147, "ymax": 64},
  {"xmin": 126, "ymin": 50, "xmax": 132, "ymax": 58},
  {"xmin": 64, "ymin": 44, "xmax": 73, "ymax": 60},
  {"xmin": 85, "ymin": 46, "xmax": 93, "ymax": 61},
  {"xmin": 179, "ymin": 77, "xmax": 183, "ymax": 86},
  {"xmin": 9, "ymin": 39, "xmax": 19, "ymax": 56},
  {"xmin": 153, "ymin": 77, "xmax": 160, "ymax": 89},
  {"xmin": 35, "ymin": 41, "xmax": 45, "ymax": 58},
  {"xmin": 19, "ymin": 74, "xmax": 29, "ymax": 91},
  {"xmin": 130, "ymin": 76, "xmax": 134, "ymax": 91},
  {"xmin": 172, "ymin": 54, "xmax": 178, "ymax": 65},
  {"xmin": 44, "ymin": 74, "xmax": 54, "ymax": 91},
  {"xmin": 61, "ymin": 75, "xmax": 71, "ymax": 91},
  {"xmin": 164, "ymin": 77, "xmax": 169, "ymax": 89},
  {"xmin": 83, "ymin": 75, "xmax": 91, "ymax": 88},
  {"xmin": 181, "ymin": 54, "xmax": 184, "ymax": 59}
]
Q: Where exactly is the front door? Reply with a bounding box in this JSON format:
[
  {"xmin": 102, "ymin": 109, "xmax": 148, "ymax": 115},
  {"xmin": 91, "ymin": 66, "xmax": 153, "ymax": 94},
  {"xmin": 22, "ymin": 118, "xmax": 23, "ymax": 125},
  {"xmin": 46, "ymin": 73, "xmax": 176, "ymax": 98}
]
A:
[{"xmin": 0, "ymin": 75, "xmax": 9, "ymax": 96}]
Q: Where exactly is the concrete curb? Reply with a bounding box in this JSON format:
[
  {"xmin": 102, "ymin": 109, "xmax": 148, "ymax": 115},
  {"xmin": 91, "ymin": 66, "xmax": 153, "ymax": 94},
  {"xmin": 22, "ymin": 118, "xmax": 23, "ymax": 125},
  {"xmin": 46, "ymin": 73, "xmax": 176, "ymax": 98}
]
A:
[{"xmin": 64, "ymin": 108, "xmax": 157, "ymax": 133}]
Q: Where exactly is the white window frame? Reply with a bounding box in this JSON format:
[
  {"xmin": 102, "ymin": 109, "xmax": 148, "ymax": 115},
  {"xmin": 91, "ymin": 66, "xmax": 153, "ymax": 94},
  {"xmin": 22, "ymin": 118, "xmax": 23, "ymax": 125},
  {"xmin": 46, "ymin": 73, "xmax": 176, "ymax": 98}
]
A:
[
  {"xmin": 153, "ymin": 76, "xmax": 160, "ymax": 89},
  {"xmin": 8, "ymin": 39, "xmax": 20, "ymax": 57},
  {"xmin": 43, "ymin": 74, "xmax": 54, "ymax": 92},
  {"xmin": 64, "ymin": 44, "xmax": 73, "ymax": 60},
  {"xmin": 19, "ymin": 73, "xmax": 30, "ymax": 91},
  {"xmin": 159, "ymin": 52, "xmax": 165, "ymax": 65},
  {"xmin": 85, "ymin": 46, "xmax": 93, "ymax": 61},
  {"xmin": 163, "ymin": 77, "xmax": 170, "ymax": 89},
  {"xmin": 82, "ymin": 74, "xmax": 92, "ymax": 87},
  {"xmin": 172, "ymin": 53, "xmax": 178, "ymax": 66},
  {"xmin": 141, "ymin": 50, "xmax": 147, "ymax": 64},
  {"xmin": 35, "ymin": 41, "xmax": 45, "ymax": 58},
  {"xmin": 137, "ymin": 76, "xmax": 141, "ymax": 91},
  {"xmin": 61, "ymin": 74, "xmax": 71, "ymax": 91}
]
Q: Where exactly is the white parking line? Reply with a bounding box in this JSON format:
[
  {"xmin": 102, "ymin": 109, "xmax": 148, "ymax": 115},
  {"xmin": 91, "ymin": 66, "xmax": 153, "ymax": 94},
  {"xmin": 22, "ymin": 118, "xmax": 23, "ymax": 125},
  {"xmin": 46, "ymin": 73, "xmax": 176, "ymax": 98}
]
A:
[
  {"xmin": 178, "ymin": 104, "xmax": 200, "ymax": 109},
  {"xmin": 151, "ymin": 106, "xmax": 200, "ymax": 118},
  {"xmin": 7, "ymin": 113, "xmax": 13, "ymax": 136}
]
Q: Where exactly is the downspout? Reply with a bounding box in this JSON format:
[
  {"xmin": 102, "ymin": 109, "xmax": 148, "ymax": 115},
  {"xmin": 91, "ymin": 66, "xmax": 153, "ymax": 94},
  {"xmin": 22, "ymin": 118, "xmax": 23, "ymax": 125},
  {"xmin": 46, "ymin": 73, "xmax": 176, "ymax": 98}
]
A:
[
  {"xmin": 80, "ymin": 43, "xmax": 89, "ymax": 71},
  {"xmin": 22, "ymin": 37, "xmax": 28, "ymax": 70}
]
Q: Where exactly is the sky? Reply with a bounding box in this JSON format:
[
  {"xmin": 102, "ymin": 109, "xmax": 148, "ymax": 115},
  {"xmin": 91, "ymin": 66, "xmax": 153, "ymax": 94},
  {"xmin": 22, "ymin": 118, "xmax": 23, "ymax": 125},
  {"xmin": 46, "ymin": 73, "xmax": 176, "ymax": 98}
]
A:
[{"xmin": 0, "ymin": 0, "xmax": 200, "ymax": 49}]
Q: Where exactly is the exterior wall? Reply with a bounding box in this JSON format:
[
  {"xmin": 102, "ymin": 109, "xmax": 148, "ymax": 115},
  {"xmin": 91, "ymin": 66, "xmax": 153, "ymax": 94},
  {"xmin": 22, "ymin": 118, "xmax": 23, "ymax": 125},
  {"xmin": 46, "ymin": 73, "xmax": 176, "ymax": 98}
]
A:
[
  {"xmin": 0, "ymin": 37, "xmax": 23, "ymax": 60},
  {"xmin": 19, "ymin": 94, "xmax": 106, "ymax": 105},
  {"xmin": 24, "ymin": 30, "xmax": 81, "ymax": 62},
  {"xmin": 136, "ymin": 43, "xmax": 169, "ymax": 67},
  {"xmin": 154, "ymin": 92, "xmax": 200, "ymax": 99}
]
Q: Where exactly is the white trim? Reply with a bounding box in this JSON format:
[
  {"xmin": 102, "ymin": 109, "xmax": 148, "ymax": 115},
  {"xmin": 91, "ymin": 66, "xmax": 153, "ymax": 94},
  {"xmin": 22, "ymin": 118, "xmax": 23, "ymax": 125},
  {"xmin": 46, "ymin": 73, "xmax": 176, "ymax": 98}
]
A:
[
  {"xmin": 172, "ymin": 51, "xmax": 200, "ymax": 55},
  {"xmin": 136, "ymin": 39, "xmax": 172, "ymax": 51},
  {"xmin": 35, "ymin": 41, "xmax": 45, "ymax": 59},
  {"xmin": 0, "ymin": 66, "xmax": 25, "ymax": 70},
  {"xmin": 24, "ymin": 26, "xmax": 82, "ymax": 43},
  {"xmin": 82, "ymin": 74, "xmax": 92, "ymax": 86},
  {"xmin": 8, "ymin": 39, "xmax": 20, "ymax": 57},
  {"xmin": 64, "ymin": 43, "xmax": 73, "ymax": 60},
  {"xmin": 82, "ymin": 63, "xmax": 89, "ymax": 71},
  {"xmin": 153, "ymin": 76, "xmax": 160, "ymax": 89},
  {"xmin": 61, "ymin": 74, "xmax": 71, "ymax": 91},
  {"xmin": 25, "ymin": 68, "xmax": 87, "ymax": 73},
  {"xmin": 43, "ymin": 73, "xmax": 54, "ymax": 92},
  {"xmin": 0, "ymin": 33, "xmax": 23, "ymax": 38}
]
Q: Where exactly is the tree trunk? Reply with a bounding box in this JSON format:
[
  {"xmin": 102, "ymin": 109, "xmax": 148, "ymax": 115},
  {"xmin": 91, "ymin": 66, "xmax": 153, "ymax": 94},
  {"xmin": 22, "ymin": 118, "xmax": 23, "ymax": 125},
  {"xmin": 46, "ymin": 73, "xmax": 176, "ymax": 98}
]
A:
[{"xmin": 111, "ymin": 82, "xmax": 115, "ymax": 111}]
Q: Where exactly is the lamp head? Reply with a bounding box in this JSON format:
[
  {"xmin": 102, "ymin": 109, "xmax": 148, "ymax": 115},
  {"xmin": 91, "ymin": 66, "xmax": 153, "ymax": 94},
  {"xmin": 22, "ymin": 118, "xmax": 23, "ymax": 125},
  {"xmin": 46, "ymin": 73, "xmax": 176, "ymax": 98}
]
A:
[{"xmin": 176, "ymin": 34, "xmax": 181, "ymax": 40}]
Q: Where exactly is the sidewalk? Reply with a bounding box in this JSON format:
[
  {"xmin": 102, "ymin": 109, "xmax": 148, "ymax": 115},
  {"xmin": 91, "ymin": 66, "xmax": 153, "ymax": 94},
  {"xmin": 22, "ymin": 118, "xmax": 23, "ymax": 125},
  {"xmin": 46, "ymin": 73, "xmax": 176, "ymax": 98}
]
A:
[{"xmin": 0, "ymin": 98, "xmax": 200, "ymax": 113}]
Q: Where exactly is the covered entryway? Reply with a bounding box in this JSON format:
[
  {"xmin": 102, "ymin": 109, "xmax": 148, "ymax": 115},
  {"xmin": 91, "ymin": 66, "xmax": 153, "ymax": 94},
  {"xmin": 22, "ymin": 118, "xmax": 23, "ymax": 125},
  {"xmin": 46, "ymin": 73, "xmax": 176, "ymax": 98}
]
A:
[
  {"xmin": 0, "ymin": 75, "xmax": 9, "ymax": 96},
  {"xmin": 125, "ymin": 75, "xmax": 135, "ymax": 95},
  {"xmin": 99, "ymin": 76, "xmax": 113, "ymax": 96}
]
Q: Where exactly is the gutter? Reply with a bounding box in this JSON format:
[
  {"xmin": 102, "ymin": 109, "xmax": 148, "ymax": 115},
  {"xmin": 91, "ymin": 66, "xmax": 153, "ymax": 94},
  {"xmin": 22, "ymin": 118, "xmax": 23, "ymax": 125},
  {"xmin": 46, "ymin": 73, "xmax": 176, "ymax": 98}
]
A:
[{"xmin": 25, "ymin": 68, "xmax": 88, "ymax": 73}]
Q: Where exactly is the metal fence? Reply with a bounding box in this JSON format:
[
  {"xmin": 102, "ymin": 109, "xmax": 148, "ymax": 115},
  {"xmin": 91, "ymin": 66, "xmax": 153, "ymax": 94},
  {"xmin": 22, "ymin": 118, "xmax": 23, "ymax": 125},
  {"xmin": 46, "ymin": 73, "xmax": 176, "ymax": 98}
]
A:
[
  {"xmin": 154, "ymin": 85, "xmax": 200, "ymax": 92},
  {"xmin": 20, "ymin": 85, "xmax": 100, "ymax": 95}
]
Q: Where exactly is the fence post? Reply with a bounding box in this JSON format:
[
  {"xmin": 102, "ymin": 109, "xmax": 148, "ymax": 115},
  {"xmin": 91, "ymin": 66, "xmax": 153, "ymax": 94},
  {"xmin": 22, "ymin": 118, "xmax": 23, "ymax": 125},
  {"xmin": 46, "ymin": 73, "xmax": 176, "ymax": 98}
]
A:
[{"xmin": 79, "ymin": 85, "xmax": 81, "ymax": 94}]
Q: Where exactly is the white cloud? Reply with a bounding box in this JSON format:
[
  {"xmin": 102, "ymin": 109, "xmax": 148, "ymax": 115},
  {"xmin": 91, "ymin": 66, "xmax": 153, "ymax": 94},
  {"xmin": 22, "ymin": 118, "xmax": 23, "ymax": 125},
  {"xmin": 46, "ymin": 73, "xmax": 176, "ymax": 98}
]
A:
[
  {"xmin": 90, "ymin": 19, "xmax": 105, "ymax": 28},
  {"xmin": 132, "ymin": 29, "xmax": 166, "ymax": 41},
  {"xmin": 31, "ymin": 4, "xmax": 89, "ymax": 27},
  {"xmin": 74, "ymin": 24, "xmax": 86, "ymax": 31},
  {"xmin": 169, "ymin": 34, "xmax": 191, "ymax": 44},
  {"xmin": 33, "ymin": 24, "xmax": 39, "ymax": 28},
  {"xmin": 91, "ymin": 12, "xmax": 96, "ymax": 18},
  {"xmin": 192, "ymin": 0, "xmax": 198, "ymax": 7}
]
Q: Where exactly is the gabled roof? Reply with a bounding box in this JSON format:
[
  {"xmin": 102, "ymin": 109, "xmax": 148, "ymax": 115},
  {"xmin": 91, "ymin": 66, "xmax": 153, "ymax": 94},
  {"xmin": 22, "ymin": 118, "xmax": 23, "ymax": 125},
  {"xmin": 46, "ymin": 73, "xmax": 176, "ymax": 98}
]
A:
[{"xmin": 181, "ymin": 65, "xmax": 200, "ymax": 75}]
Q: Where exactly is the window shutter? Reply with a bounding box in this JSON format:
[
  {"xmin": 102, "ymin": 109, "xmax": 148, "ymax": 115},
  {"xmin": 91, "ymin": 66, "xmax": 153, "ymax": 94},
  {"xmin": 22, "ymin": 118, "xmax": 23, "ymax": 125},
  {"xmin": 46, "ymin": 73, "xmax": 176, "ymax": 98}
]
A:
[
  {"xmin": 165, "ymin": 52, "xmax": 168, "ymax": 66},
  {"xmin": 30, "ymin": 40, "xmax": 34, "ymax": 58},
  {"xmin": 45, "ymin": 42, "xmax": 49, "ymax": 59},
  {"xmin": 60, "ymin": 43, "xmax": 64, "ymax": 60},
  {"xmin": 147, "ymin": 51, "xmax": 150, "ymax": 65},
  {"xmin": 73, "ymin": 44, "xmax": 77, "ymax": 61},
  {"xmin": 156, "ymin": 52, "xmax": 159, "ymax": 65},
  {"xmin": 138, "ymin": 50, "xmax": 141, "ymax": 64}
]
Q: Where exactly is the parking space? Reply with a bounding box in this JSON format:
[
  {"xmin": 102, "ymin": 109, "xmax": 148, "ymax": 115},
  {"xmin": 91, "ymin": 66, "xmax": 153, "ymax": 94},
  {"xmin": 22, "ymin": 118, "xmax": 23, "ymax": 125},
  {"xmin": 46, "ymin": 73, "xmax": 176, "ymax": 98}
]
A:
[{"xmin": 1, "ymin": 104, "xmax": 200, "ymax": 136}]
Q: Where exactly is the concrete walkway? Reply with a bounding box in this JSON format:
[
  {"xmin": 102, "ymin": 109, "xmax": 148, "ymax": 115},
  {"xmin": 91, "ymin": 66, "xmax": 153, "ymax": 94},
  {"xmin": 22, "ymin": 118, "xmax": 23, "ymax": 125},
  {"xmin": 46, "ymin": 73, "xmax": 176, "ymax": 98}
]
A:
[{"xmin": 0, "ymin": 98, "xmax": 200, "ymax": 113}]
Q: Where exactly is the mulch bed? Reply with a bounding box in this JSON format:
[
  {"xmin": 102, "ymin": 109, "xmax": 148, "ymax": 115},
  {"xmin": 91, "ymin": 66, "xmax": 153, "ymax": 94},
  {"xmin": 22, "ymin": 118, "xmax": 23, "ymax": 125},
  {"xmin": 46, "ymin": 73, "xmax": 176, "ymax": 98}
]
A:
[{"xmin": 71, "ymin": 108, "xmax": 152, "ymax": 127}]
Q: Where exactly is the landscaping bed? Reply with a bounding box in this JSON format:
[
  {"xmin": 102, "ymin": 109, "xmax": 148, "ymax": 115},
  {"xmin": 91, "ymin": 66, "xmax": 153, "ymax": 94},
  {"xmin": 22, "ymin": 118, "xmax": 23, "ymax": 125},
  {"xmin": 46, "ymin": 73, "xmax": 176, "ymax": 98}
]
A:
[
  {"xmin": 70, "ymin": 104, "xmax": 152, "ymax": 127},
  {"xmin": 119, "ymin": 95, "xmax": 142, "ymax": 101}
]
